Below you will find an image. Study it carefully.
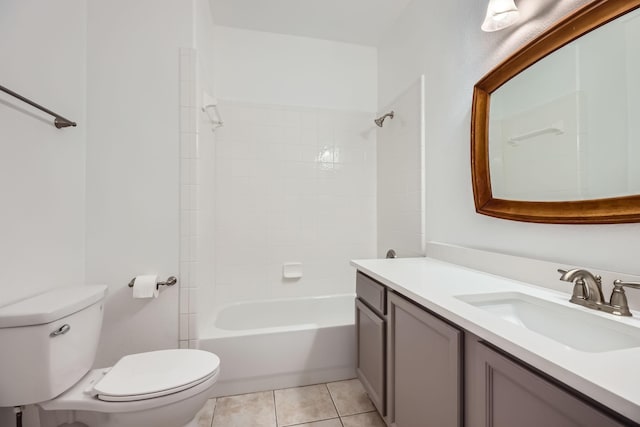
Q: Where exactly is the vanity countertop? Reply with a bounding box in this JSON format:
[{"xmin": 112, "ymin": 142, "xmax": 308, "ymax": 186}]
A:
[{"xmin": 351, "ymin": 257, "xmax": 640, "ymax": 422}]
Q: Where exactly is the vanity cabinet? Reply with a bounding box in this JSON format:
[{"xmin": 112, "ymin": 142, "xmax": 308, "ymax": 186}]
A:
[
  {"xmin": 465, "ymin": 335, "xmax": 626, "ymax": 427},
  {"xmin": 355, "ymin": 269, "xmax": 637, "ymax": 427},
  {"xmin": 387, "ymin": 292, "xmax": 462, "ymax": 427},
  {"xmin": 356, "ymin": 272, "xmax": 463, "ymax": 426},
  {"xmin": 355, "ymin": 272, "xmax": 386, "ymax": 415}
]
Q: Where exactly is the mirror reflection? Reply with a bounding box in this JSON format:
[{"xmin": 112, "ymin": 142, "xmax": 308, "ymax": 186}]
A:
[{"xmin": 489, "ymin": 8, "xmax": 640, "ymax": 202}]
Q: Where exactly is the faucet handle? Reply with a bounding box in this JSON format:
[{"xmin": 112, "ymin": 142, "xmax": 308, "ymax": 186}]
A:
[
  {"xmin": 613, "ymin": 280, "xmax": 640, "ymax": 290},
  {"xmin": 608, "ymin": 280, "xmax": 640, "ymax": 317}
]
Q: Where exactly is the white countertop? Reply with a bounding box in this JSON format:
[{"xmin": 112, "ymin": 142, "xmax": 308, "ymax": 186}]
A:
[{"xmin": 351, "ymin": 257, "xmax": 640, "ymax": 422}]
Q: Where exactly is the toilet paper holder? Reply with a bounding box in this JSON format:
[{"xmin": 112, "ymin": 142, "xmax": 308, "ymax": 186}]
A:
[{"xmin": 128, "ymin": 276, "xmax": 178, "ymax": 290}]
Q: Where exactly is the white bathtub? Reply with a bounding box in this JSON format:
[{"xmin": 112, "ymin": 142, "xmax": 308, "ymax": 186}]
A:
[{"xmin": 198, "ymin": 294, "xmax": 356, "ymax": 397}]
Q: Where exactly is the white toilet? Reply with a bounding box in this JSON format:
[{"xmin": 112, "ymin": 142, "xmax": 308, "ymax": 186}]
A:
[{"xmin": 0, "ymin": 285, "xmax": 220, "ymax": 427}]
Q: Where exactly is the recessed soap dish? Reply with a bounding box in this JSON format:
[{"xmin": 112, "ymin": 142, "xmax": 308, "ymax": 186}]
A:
[{"xmin": 283, "ymin": 262, "xmax": 302, "ymax": 279}]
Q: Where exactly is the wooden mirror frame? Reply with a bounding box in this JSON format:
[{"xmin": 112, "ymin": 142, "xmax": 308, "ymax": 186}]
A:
[{"xmin": 471, "ymin": 0, "xmax": 640, "ymax": 224}]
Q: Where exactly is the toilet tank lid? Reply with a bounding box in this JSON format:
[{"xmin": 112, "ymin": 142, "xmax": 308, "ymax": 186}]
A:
[{"xmin": 0, "ymin": 285, "xmax": 107, "ymax": 328}]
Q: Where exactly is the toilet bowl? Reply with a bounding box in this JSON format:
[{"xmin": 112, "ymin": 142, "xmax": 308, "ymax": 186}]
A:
[
  {"xmin": 0, "ymin": 285, "xmax": 221, "ymax": 427},
  {"xmin": 39, "ymin": 349, "xmax": 220, "ymax": 427}
]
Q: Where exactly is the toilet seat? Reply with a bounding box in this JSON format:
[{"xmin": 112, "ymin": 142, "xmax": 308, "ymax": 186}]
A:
[
  {"xmin": 94, "ymin": 349, "xmax": 220, "ymax": 402},
  {"xmin": 97, "ymin": 372, "xmax": 217, "ymax": 402},
  {"xmin": 39, "ymin": 349, "xmax": 220, "ymax": 413}
]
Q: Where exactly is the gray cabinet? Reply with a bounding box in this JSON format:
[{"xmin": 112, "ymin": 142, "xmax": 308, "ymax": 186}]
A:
[
  {"xmin": 356, "ymin": 299, "xmax": 385, "ymax": 415},
  {"xmin": 465, "ymin": 335, "xmax": 626, "ymax": 427},
  {"xmin": 356, "ymin": 272, "xmax": 387, "ymax": 415},
  {"xmin": 355, "ymin": 270, "xmax": 635, "ymax": 426},
  {"xmin": 387, "ymin": 292, "xmax": 463, "ymax": 427}
]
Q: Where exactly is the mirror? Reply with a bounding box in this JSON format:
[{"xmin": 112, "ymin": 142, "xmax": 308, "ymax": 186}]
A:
[{"xmin": 472, "ymin": 0, "xmax": 640, "ymax": 223}]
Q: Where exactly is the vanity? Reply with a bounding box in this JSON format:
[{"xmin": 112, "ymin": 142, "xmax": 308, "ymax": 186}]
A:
[{"xmin": 353, "ymin": 257, "xmax": 640, "ymax": 427}]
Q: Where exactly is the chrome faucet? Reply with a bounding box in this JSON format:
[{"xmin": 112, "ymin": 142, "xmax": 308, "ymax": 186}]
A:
[{"xmin": 558, "ymin": 268, "xmax": 640, "ymax": 317}]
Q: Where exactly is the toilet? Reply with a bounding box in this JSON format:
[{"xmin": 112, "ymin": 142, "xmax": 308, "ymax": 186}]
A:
[{"xmin": 0, "ymin": 285, "xmax": 220, "ymax": 427}]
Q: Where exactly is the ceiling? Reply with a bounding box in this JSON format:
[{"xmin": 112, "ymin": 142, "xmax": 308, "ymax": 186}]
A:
[{"xmin": 209, "ymin": 0, "xmax": 414, "ymax": 46}]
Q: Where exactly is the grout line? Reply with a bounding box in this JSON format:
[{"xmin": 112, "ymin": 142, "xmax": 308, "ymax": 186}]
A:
[
  {"xmin": 278, "ymin": 383, "xmax": 343, "ymax": 427},
  {"xmin": 273, "ymin": 380, "xmax": 351, "ymax": 393},
  {"xmin": 273, "ymin": 390, "xmax": 279, "ymax": 427},
  {"xmin": 210, "ymin": 398, "xmax": 218, "ymax": 427},
  {"xmin": 212, "ymin": 381, "xmax": 367, "ymax": 427},
  {"xmin": 286, "ymin": 416, "xmax": 342, "ymax": 427},
  {"xmin": 340, "ymin": 410, "xmax": 379, "ymax": 425},
  {"xmin": 325, "ymin": 383, "xmax": 342, "ymax": 418},
  {"xmin": 215, "ymin": 389, "xmax": 277, "ymax": 399}
]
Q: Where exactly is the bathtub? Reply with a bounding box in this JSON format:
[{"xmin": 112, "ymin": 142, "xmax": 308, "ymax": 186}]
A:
[{"xmin": 198, "ymin": 294, "xmax": 356, "ymax": 397}]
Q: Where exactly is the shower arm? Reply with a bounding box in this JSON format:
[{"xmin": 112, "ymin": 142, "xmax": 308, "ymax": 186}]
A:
[{"xmin": 374, "ymin": 111, "xmax": 395, "ymax": 127}]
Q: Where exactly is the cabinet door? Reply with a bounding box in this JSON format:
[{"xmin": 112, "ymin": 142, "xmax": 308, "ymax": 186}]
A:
[
  {"xmin": 387, "ymin": 292, "xmax": 462, "ymax": 427},
  {"xmin": 465, "ymin": 335, "xmax": 627, "ymax": 427},
  {"xmin": 356, "ymin": 299, "xmax": 386, "ymax": 415}
]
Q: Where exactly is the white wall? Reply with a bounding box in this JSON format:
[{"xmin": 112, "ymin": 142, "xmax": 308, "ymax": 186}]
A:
[
  {"xmin": 213, "ymin": 26, "xmax": 377, "ymax": 112},
  {"xmin": 1, "ymin": 2, "xmax": 209, "ymax": 423},
  {"xmin": 0, "ymin": 1, "xmax": 86, "ymax": 424},
  {"xmin": 0, "ymin": 0, "xmax": 86, "ymax": 307},
  {"xmin": 85, "ymin": 0, "xmax": 192, "ymax": 366},
  {"xmin": 379, "ymin": 0, "xmax": 640, "ymax": 276},
  {"xmin": 194, "ymin": 0, "xmax": 217, "ymax": 97},
  {"xmin": 0, "ymin": 0, "xmax": 202, "ymax": 370},
  {"xmin": 377, "ymin": 77, "xmax": 425, "ymax": 258}
]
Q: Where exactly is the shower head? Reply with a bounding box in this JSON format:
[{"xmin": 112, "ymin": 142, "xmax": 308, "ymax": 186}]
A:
[{"xmin": 374, "ymin": 111, "xmax": 395, "ymax": 127}]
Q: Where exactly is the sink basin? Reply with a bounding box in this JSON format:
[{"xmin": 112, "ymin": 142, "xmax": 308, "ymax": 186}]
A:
[{"xmin": 456, "ymin": 292, "xmax": 640, "ymax": 353}]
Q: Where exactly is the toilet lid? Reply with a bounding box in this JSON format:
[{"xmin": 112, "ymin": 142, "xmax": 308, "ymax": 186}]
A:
[{"xmin": 93, "ymin": 349, "xmax": 220, "ymax": 402}]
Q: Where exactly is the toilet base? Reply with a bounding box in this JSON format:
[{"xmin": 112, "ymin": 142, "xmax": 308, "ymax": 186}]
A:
[
  {"xmin": 40, "ymin": 411, "xmax": 198, "ymax": 427},
  {"xmin": 39, "ymin": 395, "xmax": 206, "ymax": 427}
]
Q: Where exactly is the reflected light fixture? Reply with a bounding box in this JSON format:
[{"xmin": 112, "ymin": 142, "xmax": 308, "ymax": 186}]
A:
[{"xmin": 481, "ymin": 0, "xmax": 520, "ymax": 32}]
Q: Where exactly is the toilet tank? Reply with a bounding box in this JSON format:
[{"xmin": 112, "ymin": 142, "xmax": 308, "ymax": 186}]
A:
[{"xmin": 0, "ymin": 285, "xmax": 107, "ymax": 407}]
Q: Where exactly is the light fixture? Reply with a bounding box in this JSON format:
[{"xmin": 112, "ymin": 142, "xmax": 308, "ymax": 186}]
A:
[{"xmin": 481, "ymin": 0, "xmax": 520, "ymax": 32}]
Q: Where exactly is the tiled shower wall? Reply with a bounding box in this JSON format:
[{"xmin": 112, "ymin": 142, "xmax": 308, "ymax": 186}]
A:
[
  {"xmin": 179, "ymin": 48, "xmax": 200, "ymax": 348},
  {"xmin": 210, "ymin": 101, "xmax": 377, "ymax": 310}
]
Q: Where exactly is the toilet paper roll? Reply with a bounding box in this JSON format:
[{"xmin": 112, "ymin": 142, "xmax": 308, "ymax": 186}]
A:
[{"xmin": 132, "ymin": 275, "xmax": 159, "ymax": 299}]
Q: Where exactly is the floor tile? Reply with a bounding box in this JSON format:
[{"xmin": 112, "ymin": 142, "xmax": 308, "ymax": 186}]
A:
[
  {"xmin": 326, "ymin": 379, "xmax": 374, "ymax": 416},
  {"xmin": 212, "ymin": 391, "xmax": 276, "ymax": 427},
  {"xmin": 341, "ymin": 411, "xmax": 385, "ymax": 427},
  {"xmin": 195, "ymin": 398, "xmax": 216, "ymax": 427},
  {"xmin": 274, "ymin": 384, "xmax": 338, "ymax": 426},
  {"xmin": 291, "ymin": 419, "xmax": 342, "ymax": 427}
]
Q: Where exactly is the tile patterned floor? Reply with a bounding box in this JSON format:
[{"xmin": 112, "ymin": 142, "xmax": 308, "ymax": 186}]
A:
[{"xmin": 195, "ymin": 378, "xmax": 385, "ymax": 427}]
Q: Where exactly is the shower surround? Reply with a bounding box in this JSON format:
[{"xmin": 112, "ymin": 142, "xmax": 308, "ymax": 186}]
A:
[
  {"xmin": 195, "ymin": 100, "xmax": 377, "ymax": 393},
  {"xmin": 208, "ymin": 100, "xmax": 377, "ymax": 308}
]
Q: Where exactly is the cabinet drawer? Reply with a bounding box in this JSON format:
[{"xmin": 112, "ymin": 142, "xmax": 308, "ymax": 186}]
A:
[{"xmin": 356, "ymin": 272, "xmax": 386, "ymax": 315}]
